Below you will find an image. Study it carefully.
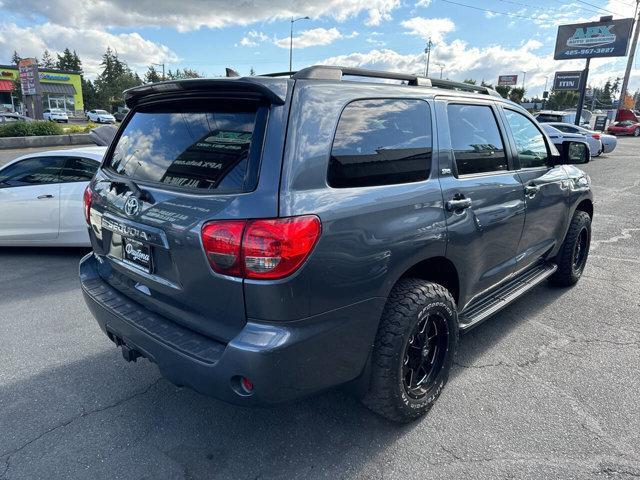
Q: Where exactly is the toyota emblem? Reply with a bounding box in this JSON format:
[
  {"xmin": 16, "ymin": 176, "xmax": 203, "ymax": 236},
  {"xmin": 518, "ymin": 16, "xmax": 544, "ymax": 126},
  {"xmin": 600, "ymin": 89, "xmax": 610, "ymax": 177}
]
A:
[{"xmin": 124, "ymin": 196, "xmax": 140, "ymax": 216}]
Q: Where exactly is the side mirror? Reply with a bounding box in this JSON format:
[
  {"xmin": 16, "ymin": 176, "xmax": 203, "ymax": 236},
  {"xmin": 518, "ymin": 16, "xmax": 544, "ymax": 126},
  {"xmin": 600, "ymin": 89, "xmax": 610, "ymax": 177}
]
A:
[{"xmin": 555, "ymin": 140, "xmax": 590, "ymax": 165}]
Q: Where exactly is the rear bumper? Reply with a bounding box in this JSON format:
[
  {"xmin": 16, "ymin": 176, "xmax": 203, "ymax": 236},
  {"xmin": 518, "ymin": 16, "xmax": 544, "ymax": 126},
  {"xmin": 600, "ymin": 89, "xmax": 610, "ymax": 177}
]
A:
[{"xmin": 80, "ymin": 253, "xmax": 383, "ymax": 405}]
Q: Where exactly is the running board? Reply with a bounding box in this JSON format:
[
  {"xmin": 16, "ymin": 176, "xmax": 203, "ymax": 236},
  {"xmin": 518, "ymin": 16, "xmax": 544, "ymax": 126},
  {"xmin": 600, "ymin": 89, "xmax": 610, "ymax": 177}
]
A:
[{"xmin": 458, "ymin": 262, "xmax": 557, "ymax": 332}]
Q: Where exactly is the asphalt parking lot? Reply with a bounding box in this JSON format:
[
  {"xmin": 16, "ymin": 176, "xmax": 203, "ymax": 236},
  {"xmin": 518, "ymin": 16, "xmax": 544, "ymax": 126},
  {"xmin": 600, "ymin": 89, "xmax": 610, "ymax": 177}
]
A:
[{"xmin": 0, "ymin": 138, "xmax": 639, "ymax": 480}]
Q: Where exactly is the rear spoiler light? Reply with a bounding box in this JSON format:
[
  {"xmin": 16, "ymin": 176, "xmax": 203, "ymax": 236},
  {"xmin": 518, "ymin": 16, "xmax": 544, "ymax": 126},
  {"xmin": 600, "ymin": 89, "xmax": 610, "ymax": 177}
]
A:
[{"xmin": 123, "ymin": 78, "xmax": 286, "ymax": 108}]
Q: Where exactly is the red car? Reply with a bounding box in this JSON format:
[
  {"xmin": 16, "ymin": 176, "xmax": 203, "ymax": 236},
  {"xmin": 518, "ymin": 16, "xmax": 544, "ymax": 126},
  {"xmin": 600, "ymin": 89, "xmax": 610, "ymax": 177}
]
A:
[{"xmin": 608, "ymin": 120, "xmax": 640, "ymax": 136}]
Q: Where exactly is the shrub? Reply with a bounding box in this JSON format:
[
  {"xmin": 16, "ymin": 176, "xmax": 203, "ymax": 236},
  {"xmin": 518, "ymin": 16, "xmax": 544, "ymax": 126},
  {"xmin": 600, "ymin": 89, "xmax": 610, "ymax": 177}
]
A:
[
  {"xmin": 62, "ymin": 122, "xmax": 97, "ymax": 134},
  {"xmin": 0, "ymin": 121, "xmax": 63, "ymax": 138}
]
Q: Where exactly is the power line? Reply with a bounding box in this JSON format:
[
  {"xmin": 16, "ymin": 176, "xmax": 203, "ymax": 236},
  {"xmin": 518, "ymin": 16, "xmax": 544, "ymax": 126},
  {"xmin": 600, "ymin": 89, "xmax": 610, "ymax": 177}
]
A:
[
  {"xmin": 568, "ymin": 0, "xmax": 627, "ymax": 16},
  {"xmin": 439, "ymin": 0, "xmax": 541, "ymax": 20}
]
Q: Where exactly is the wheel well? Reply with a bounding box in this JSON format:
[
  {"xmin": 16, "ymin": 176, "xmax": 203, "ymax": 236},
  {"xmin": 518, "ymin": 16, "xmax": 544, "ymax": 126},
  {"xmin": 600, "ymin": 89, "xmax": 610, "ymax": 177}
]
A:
[
  {"xmin": 576, "ymin": 199, "xmax": 593, "ymax": 219},
  {"xmin": 400, "ymin": 257, "xmax": 460, "ymax": 304}
]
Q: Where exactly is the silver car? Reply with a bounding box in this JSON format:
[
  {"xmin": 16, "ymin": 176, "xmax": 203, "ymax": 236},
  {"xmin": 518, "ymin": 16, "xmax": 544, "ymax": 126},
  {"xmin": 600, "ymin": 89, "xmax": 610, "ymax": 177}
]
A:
[{"xmin": 547, "ymin": 122, "xmax": 616, "ymax": 155}]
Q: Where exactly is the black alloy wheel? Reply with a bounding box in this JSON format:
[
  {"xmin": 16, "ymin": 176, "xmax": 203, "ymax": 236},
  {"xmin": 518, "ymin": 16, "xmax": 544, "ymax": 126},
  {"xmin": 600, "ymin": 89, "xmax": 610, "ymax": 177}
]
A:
[{"xmin": 403, "ymin": 312, "xmax": 449, "ymax": 399}]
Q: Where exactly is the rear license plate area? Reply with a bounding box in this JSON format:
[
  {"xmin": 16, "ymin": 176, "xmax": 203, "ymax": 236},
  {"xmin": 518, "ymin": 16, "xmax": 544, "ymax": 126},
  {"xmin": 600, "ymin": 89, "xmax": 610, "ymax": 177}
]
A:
[{"xmin": 122, "ymin": 237, "xmax": 152, "ymax": 272}]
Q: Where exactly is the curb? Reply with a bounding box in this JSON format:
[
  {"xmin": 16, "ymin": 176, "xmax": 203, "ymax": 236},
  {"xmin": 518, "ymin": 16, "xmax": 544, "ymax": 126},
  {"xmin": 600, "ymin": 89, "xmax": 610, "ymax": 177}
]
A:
[{"xmin": 0, "ymin": 134, "xmax": 94, "ymax": 150}]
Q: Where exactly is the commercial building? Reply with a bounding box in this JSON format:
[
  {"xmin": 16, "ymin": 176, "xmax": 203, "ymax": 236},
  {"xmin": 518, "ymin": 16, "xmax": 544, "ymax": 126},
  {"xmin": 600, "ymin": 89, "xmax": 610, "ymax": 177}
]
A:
[{"xmin": 0, "ymin": 65, "xmax": 84, "ymax": 116}]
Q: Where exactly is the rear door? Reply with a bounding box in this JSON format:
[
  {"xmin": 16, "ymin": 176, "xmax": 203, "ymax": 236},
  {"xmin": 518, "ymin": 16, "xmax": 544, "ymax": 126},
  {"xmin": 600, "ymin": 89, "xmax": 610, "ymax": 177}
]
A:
[
  {"xmin": 0, "ymin": 156, "xmax": 64, "ymax": 242},
  {"xmin": 89, "ymin": 94, "xmax": 284, "ymax": 342},
  {"xmin": 437, "ymin": 99, "xmax": 526, "ymax": 308},
  {"xmin": 500, "ymin": 107, "xmax": 570, "ymax": 271}
]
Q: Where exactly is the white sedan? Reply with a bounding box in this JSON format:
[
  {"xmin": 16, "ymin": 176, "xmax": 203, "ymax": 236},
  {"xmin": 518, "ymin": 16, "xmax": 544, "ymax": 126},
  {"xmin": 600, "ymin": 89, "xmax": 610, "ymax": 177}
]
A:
[
  {"xmin": 86, "ymin": 109, "xmax": 116, "ymax": 124},
  {"xmin": 43, "ymin": 108, "xmax": 69, "ymax": 123},
  {"xmin": 0, "ymin": 146, "xmax": 106, "ymax": 247},
  {"xmin": 546, "ymin": 122, "xmax": 617, "ymax": 156}
]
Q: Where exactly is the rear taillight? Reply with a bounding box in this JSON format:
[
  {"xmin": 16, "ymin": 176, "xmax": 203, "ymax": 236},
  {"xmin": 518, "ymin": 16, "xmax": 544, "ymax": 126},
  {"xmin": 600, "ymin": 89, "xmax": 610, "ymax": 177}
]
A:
[
  {"xmin": 202, "ymin": 220, "xmax": 245, "ymax": 277},
  {"xmin": 592, "ymin": 133, "xmax": 601, "ymax": 140},
  {"xmin": 201, "ymin": 215, "xmax": 321, "ymax": 280},
  {"xmin": 83, "ymin": 185, "xmax": 92, "ymax": 224}
]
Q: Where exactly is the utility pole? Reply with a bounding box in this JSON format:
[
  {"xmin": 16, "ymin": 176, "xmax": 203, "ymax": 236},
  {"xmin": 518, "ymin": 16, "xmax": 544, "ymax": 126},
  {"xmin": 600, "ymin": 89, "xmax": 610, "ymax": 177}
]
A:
[
  {"xmin": 617, "ymin": 0, "xmax": 640, "ymax": 116},
  {"xmin": 424, "ymin": 39, "xmax": 433, "ymax": 77},
  {"xmin": 522, "ymin": 71, "xmax": 527, "ymax": 91},
  {"xmin": 289, "ymin": 16, "xmax": 310, "ymax": 73},
  {"xmin": 575, "ymin": 57, "xmax": 590, "ymax": 125},
  {"xmin": 437, "ymin": 64, "xmax": 444, "ymax": 79},
  {"xmin": 152, "ymin": 63, "xmax": 165, "ymax": 81}
]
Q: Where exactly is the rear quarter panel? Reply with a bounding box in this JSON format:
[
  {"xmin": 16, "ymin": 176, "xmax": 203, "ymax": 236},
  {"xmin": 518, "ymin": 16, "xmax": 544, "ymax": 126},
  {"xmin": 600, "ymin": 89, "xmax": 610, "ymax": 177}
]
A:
[{"xmin": 244, "ymin": 81, "xmax": 448, "ymax": 322}]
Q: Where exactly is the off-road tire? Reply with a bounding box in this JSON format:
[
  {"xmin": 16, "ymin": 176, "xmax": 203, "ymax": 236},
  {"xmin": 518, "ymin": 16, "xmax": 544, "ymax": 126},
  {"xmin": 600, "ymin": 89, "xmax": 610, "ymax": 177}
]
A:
[
  {"xmin": 363, "ymin": 279, "xmax": 458, "ymax": 423},
  {"xmin": 550, "ymin": 210, "xmax": 591, "ymax": 287}
]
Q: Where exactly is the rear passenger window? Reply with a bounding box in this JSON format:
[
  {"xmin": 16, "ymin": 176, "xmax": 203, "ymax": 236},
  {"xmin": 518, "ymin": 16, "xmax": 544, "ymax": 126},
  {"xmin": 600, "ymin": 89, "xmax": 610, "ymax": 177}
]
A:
[
  {"xmin": 328, "ymin": 99, "xmax": 432, "ymax": 188},
  {"xmin": 59, "ymin": 157, "xmax": 98, "ymax": 182},
  {"xmin": 447, "ymin": 104, "xmax": 508, "ymax": 176}
]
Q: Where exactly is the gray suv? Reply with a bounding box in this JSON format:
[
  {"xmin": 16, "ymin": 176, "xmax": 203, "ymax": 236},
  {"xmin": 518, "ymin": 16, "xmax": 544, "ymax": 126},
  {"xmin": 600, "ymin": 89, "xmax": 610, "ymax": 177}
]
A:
[{"xmin": 80, "ymin": 66, "xmax": 593, "ymax": 422}]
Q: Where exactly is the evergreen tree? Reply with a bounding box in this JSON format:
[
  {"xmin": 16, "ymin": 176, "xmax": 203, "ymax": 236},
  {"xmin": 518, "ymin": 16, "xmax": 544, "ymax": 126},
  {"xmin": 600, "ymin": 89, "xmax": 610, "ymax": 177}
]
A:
[
  {"xmin": 144, "ymin": 65, "xmax": 162, "ymax": 83},
  {"xmin": 463, "ymin": 78, "xmax": 477, "ymax": 85},
  {"xmin": 81, "ymin": 78, "xmax": 98, "ymax": 111},
  {"xmin": 11, "ymin": 51, "xmax": 21, "ymax": 65},
  {"xmin": 249, "ymin": 67, "xmax": 256, "ymax": 76},
  {"xmin": 546, "ymin": 90, "xmax": 579, "ymax": 111},
  {"xmin": 40, "ymin": 50, "xmax": 56, "ymax": 68},
  {"xmin": 509, "ymin": 87, "xmax": 525, "ymax": 103},
  {"xmin": 94, "ymin": 47, "xmax": 143, "ymax": 111},
  {"xmin": 495, "ymin": 85, "xmax": 511, "ymax": 98},
  {"xmin": 166, "ymin": 68, "xmax": 203, "ymax": 79},
  {"xmin": 56, "ymin": 48, "xmax": 82, "ymax": 72}
]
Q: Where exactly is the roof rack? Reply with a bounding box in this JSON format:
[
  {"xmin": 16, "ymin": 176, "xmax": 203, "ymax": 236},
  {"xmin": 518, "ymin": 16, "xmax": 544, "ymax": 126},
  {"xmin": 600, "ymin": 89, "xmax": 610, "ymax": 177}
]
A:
[
  {"xmin": 259, "ymin": 71, "xmax": 296, "ymax": 78},
  {"xmin": 291, "ymin": 65, "xmax": 502, "ymax": 97}
]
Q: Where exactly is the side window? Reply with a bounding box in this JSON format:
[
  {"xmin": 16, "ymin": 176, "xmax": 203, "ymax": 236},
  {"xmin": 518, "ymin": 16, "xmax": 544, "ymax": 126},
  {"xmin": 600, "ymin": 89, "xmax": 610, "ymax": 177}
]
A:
[
  {"xmin": 328, "ymin": 99, "xmax": 432, "ymax": 188},
  {"xmin": 0, "ymin": 157, "xmax": 65, "ymax": 187},
  {"xmin": 59, "ymin": 157, "xmax": 98, "ymax": 183},
  {"xmin": 504, "ymin": 110, "xmax": 549, "ymax": 169},
  {"xmin": 447, "ymin": 104, "xmax": 508, "ymax": 176}
]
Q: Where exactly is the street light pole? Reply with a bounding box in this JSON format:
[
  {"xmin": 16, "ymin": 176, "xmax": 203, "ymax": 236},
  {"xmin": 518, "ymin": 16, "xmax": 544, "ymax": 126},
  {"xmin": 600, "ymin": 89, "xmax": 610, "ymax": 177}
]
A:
[
  {"xmin": 289, "ymin": 16, "xmax": 310, "ymax": 73},
  {"xmin": 151, "ymin": 63, "xmax": 165, "ymax": 81},
  {"xmin": 522, "ymin": 71, "xmax": 527, "ymax": 91},
  {"xmin": 617, "ymin": 0, "xmax": 640, "ymax": 117},
  {"xmin": 424, "ymin": 39, "xmax": 433, "ymax": 77}
]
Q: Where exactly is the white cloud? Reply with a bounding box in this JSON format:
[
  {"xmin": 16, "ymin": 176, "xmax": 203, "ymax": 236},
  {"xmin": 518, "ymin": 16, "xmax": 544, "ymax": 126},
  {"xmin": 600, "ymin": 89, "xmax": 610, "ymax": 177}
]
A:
[
  {"xmin": 0, "ymin": 22, "xmax": 178, "ymax": 78},
  {"xmin": 416, "ymin": 0, "xmax": 432, "ymax": 7},
  {"xmin": 401, "ymin": 17, "xmax": 455, "ymax": 43},
  {"xmin": 274, "ymin": 28, "xmax": 344, "ymax": 49},
  {"xmin": 1, "ymin": 0, "xmax": 400, "ymax": 31},
  {"xmin": 238, "ymin": 30, "xmax": 270, "ymax": 47}
]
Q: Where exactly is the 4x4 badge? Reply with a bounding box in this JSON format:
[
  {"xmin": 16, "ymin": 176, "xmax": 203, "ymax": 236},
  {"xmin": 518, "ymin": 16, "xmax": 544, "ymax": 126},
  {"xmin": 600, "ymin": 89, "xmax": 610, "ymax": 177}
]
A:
[{"xmin": 124, "ymin": 196, "xmax": 140, "ymax": 216}]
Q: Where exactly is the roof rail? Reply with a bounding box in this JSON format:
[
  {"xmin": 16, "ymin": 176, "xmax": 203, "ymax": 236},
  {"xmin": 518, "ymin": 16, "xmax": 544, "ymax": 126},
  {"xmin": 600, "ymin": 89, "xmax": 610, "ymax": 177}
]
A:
[
  {"xmin": 293, "ymin": 66, "xmax": 431, "ymax": 86},
  {"xmin": 259, "ymin": 71, "xmax": 296, "ymax": 78},
  {"xmin": 291, "ymin": 65, "xmax": 502, "ymax": 97}
]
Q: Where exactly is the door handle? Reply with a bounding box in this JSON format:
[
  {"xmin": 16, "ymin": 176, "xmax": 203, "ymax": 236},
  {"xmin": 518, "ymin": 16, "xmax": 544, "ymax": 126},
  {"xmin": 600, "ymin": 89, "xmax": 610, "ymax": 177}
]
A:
[
  {"xmin": 525, "ymin": 183, "xmax": 540, "ymax": 197},
  {"xmin": 36, "ymin": 194, "xmax": 54, "ymax": 199},
  {"xmin": 446, "ymin": 197, "xmax": 472, "ymax": 212}
]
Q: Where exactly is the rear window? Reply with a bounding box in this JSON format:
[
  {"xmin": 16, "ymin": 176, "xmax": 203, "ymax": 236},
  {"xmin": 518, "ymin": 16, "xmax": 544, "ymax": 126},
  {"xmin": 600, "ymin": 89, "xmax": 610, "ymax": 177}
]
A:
[
  {"xmin": 106, "ymin": 100, "xmax": 265, "ymax": 192},
  {"xmin": 328, "ymin": 99, "xmax": 432, "ymax": 188},
  {"xmin": 535, "ymin": 114, "xmax": 563, "ymax": 123}
]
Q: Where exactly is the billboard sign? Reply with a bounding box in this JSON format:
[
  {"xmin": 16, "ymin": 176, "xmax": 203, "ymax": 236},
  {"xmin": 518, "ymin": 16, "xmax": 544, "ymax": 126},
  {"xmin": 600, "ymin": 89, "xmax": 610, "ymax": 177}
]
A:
[
  {"xmin": 554, "ymin": 18, "xmax": 634, "ymax": 59},
  {"xmin": 18, "ymin": 58, "xmax": 40, "ymax": 96},
  {"xmin": 553, "ymin": 71, "xmax": 583, "ymax": 91},
  {"xmin": 498, "ymin": 75, "xmax": 518, "ymax": 86}
]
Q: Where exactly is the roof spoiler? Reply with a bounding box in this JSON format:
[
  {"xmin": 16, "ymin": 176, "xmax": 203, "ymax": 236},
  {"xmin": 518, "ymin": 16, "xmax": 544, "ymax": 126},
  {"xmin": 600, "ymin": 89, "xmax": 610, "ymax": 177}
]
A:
[{"xmin": 123, "ymin": 78, "xmax": 286, "ymax": 107}]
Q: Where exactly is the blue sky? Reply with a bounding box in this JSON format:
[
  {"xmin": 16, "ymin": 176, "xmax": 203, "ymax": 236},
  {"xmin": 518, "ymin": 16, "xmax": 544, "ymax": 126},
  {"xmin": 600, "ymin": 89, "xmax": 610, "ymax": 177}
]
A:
[{"xmin": 0, "ymin": 0, "xmax": 637, "ymax": 97}]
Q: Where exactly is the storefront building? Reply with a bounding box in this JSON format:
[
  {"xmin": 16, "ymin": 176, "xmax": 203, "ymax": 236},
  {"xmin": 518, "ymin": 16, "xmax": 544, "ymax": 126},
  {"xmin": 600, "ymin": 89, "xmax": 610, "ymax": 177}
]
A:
[{"xmin": 0, "ymin": 65, "xmax": 84, "ymax": 116}]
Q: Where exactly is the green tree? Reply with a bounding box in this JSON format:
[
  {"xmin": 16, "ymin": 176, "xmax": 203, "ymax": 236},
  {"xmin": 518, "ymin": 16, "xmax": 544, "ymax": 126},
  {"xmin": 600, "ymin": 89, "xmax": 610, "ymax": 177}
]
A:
[
  {"xmin": 509, "ymin": 87, "xmax": 525, "ymax": 103},
  {"xmin": 40, "ymin": 50, "xmax": 56, "ymax": 68},
  {"xmin": 545, "ymin": 90, "xmax": 579, "ymax": 110},
  {"xmin": 249, "ymin": 67, "xmax": 256, "ymax": 76},
  {"xmin": 166, "ymin": 68, "xmax": 203, "ymax": 80},
  {"xmin": 463, "ymin": 78, "xmax": 477, "ymax": 85},
  {"xmin": 81, "ymin": 78, "xmax": 98, "ymax": 111},
  {"xmin": 144, "ymin": 65, "xmax": 162, "ymax": 83},
  {"xmin": 11, "ymin": 51, "xmax": 21, "ymax": 65},
  {"xmin": 94, "ymin": 47, "xmax": 142, "ymax": 111},
  {"xmin": 56, "ymin": 48, "xmax": 82, "ymax": 72},
  {"xmin": 495, "ymin": 85, "xmax": 511, "ymax": 98}
]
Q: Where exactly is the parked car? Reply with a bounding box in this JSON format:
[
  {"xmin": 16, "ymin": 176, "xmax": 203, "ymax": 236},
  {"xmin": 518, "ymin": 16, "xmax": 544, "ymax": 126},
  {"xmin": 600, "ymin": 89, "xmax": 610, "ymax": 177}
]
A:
[
  {"xmin": 539, "ymin": 123, "xmax": 592, "ymax": 155},
  {"xmin": 87, "ymin": 109, "xmax": 116, "ymax": 124},
  {"xmin": 0, "ymin": 112, "xmax": 34, "ymax": 123},
  {"xmin": 80, "ymin": 67, "xmax": 592, "ymax": 423},
  {"xmin": 535, "ymin": 110, "xmax": 589, "ymax": 127},
  {"xmin": 0, "ymin": 146, "xmax": 106, "ymax": 247},
  {"xmin": 608, "ymin": 120, "xmax": 640, "ymax": 137},
  {"xmin": 43, "ymin": 108, "xmax": 69, "ymax": 123},
  {"xmin": 545, "ymin": 122, "xmax": 611, "ymax": 156},
  {"xmin": 113, "ymin": 107, "xmax": 130, "ymax": 122}
]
